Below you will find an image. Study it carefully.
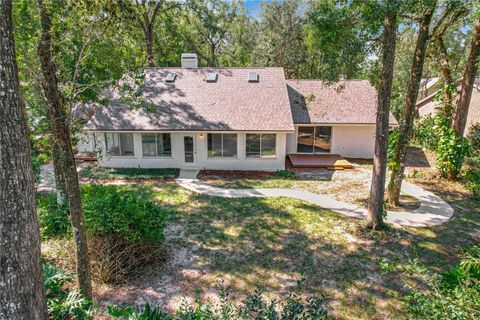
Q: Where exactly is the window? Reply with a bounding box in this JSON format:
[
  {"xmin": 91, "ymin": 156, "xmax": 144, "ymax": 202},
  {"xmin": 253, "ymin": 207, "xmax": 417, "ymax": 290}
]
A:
[
  {"xmin": 105, "ymin": 133, "xmax": 134, "ymax": 156},
  {"xmin": 246, "ymin": 134, "xmax": 276, "ymax": 158},
  {"xmin": 142, "ymin": 133, "xmax": 171, "ymax": 157},
  {"xmin": 207, "ymin": 134, "xmax": 237, "ymax": 157},
  {"xmin": 296, "ymin": 126, "xmax": 331, "ymax": 153}
]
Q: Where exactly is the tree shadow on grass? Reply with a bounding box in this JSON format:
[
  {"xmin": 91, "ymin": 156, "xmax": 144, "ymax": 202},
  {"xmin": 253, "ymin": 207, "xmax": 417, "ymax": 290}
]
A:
[{"xmin": 95, "ymin": 183, "xmax": 480, "ymax": 318}]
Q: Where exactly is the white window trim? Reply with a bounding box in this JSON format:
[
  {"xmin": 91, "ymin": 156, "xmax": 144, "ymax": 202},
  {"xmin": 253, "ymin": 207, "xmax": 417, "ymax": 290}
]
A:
[
  {"xmin": 207, "ymin": 133, "xmax": 238, "ymax": 158},
  {"xmin": 105, "ymin": 132, "xmax": 135, "ymax": 158},
  {"xmin": 141, "ymin": 133, "xmax": 172, "ymax": 158},
  {"xmin": 245, "ymin": 133, "xmax": 277, "ymax": 159}
]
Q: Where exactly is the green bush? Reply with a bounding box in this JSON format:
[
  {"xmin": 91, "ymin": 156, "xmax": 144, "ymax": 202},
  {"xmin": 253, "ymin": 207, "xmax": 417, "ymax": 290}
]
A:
[
  {"xmin": 468, "ymin": 123, "xmax": 480, "ymax": 156},
  {"xmin": 381, "ymin": 247, "xmax": 480, "ymax": 319},
  {"xmin": 80, "ymin": 166, "xmax": 179, "ymax": 180},
  {"xmin": 277, "ymin": 170, "xmax": 297, "ymax": 179},
  {"xmin": 44, "ymin": 262, "xmax": 95, "ymax": 319},
  {"xmin": 37, "ymin": 184, "xmax": 168, "ymax": 282},
  {"xmin": 413, "ymin": 116, "xmax": 439, "ymax": 151},
  {"xmin": 37, "ymin": 193, "xmax": 71, "ymax": 239},
  {"xmin": 463, "ymin": 157, "xmax": 480, "ymax": 198},
  {"xmin": 108, "ymin": 286, "xmax": 328, "ymax": 319}
]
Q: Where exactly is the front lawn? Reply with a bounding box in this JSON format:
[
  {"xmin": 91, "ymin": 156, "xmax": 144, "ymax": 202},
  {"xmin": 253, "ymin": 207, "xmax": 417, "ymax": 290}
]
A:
[{"xmin": 40, "ymin": 176, "xmax": 480, "ymax": 319}]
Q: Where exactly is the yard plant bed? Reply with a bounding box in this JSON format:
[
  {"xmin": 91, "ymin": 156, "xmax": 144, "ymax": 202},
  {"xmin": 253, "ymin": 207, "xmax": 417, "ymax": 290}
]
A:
[{"xmin": 79, "ymin": 166, "xmax": 179, "ymax": 181}]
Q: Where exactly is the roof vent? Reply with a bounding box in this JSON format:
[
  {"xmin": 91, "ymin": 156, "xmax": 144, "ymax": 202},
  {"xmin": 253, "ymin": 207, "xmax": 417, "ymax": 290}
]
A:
[
  {"xmin": 181, "ymin": 53, "xmax": 198, "ymax": 68},
  {"xmin": 248, "ymin": 72, "xmax": 259, "ymax": 82},
  {"xmin": 165, "ymin": 72, "xmax": 176, "ymax": 82},
  {"xmin": 206, "ymin": 72, "xmax": 218, "ymax": 82}
]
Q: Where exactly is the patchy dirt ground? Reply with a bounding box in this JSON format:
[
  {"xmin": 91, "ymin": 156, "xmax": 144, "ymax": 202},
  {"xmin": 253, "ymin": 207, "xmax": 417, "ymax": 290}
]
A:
[{"xmin": 40, "ymin": 147, "xmax": 480, "ymax": 319}]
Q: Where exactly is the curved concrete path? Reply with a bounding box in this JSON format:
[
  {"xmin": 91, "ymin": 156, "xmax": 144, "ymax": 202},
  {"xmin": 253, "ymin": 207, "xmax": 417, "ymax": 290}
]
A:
[{"xmin": 176, "ymin": 175, "xmax": 454, "ymax": 227}]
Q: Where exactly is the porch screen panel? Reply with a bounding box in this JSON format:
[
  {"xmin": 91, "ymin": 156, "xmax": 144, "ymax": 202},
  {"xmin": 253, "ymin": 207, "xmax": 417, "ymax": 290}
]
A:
[
  {"xmin": 246, "ymin": 134, "xmax": 261, "ymax": 158},
  {"xmin": 222, "ymin": 134, "xmax": 237, "ymax": 157},
  {"xmin": 297, "ymin": 127, "xmax": 314, "ymax": 153},
  {"xmin": 208, "ymin": 134, "xmax": 222, "ymax": 157},
  {"xmin": 119, "ymin": 133, "xmax": 134, "ymax": 156},
  {"xmin": 160, "ymin": 134, "xmax": 172, "ymax": 156},
  {"xmin": 142, "ymin": 133, "xmax": 156, "ymax": 156},
  {"xmin": 314, "ymin": 126, "xmax": 332, "ymax": 153},
  {"xmin": 261, "ymin": 134, "xmax": 276, "ymax": 157},
  {"xmin": 105, "ymin": 133, "xmax": 120, "ymax": 156}
]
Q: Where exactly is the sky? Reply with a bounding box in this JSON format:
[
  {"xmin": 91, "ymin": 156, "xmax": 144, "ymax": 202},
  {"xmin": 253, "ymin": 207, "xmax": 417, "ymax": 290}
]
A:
[{"xmin": 241, "ymin": 0, "xmax": 272, "ymax": 19}]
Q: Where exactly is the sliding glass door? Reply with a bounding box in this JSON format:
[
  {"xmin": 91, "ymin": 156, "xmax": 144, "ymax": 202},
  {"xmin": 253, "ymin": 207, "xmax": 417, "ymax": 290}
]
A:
[{"xmin": 297, "ymin": 126, "xmax": 332, "ymax": 153}]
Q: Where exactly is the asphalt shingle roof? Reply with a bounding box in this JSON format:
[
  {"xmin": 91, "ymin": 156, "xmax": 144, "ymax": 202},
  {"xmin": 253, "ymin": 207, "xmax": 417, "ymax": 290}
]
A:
[
  {"xmin": 86, "ymin": 67, "xmax": 295, "ymax": 132},
  {"xmin": 287, "ymin": 80, "xmax": 398, "ymax": 125}
]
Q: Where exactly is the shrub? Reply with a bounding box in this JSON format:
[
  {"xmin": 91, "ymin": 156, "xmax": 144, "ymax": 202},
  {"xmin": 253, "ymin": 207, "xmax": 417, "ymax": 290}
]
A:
[
  {"xmin": 80, "ymin": 166, "xmax": 179, "ymax": 180},
  {"xmin": 277, "ymin": 170, "xmax": 297, "ymax": 179},
  {"xmin": 37, "ymin": 193, "xmax": 71, "ymax": 239},
  {"xmin": 463, "ymin": 157, "xmax": 480, "ymax": 198},
  {"xmin": 380, "ymin": 247, "xmax": 480, "ymax": 319},
  {"xmin": 44, "ymin": 262, "xmax": 95, "ymax": 319},
  {"xmin": 37, "ymin": 184, "xmax": 168, "ymax": 283},
  {"xmin": 108, "ymin": 286, "xmax": 328, "ymax": 319},
  {"xmin": 468, "ymin": 123, "xmax": 480, "ymax": 156},
  {"xmin": 413, "ymin": 115, "xmax": 439, "ymax": 151}
]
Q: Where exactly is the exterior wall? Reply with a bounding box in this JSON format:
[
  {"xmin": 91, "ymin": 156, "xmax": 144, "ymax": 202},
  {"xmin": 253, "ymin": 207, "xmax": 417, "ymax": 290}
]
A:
[
  {"xmin": 285, "ymin": 125, "xmax": 376, "ymax": 159},
  {"xmin": 418, "ymin": 89, "xmax": 480, "ymax": 136},
  {"xmin": 94, "ymin": 131, "xmax": 287, "ymax": 171}
]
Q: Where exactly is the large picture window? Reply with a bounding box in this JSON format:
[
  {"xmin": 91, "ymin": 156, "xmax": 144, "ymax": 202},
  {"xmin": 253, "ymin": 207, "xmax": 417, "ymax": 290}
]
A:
[
  {"xmin": 246, "ymin": 134, "xmax": 276, "ymax": 158},
  {"xmin": 208, "ymin": 133, "xmax": 237, "ymax": 157},
  {"xmin": 105, "ymin": 132, "xmax": 134, "ymax": 156},
  {"xmin": 297, "ymin": 126, "xmax": 331, "ymax": 153},
  {"xmin": 142, "ymin": 133, "xmax": 171, "ymax": 157}
]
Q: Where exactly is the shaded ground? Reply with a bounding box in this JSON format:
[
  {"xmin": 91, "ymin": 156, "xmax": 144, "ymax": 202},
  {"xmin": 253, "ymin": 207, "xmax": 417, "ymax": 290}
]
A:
[{"xmin": 40, "ymin": 147, "xmax": 480, "ymax": 319}]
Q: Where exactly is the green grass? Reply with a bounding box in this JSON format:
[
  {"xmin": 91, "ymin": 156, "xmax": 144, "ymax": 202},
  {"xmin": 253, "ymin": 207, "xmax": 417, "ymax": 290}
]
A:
[
  {"xmin": 205, "ymin": 178, "xmax": 294, "ymax": 189},
  {"xmin": 79, "ymin": 166, "xmax": 179, "ymax": 180},
  {"xmin": 42, "ymin": 179, "xmax": 480, "ymax": 319}
]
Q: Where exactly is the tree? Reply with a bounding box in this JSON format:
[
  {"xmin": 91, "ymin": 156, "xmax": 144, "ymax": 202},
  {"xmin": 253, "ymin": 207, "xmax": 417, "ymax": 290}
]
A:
[
  {"xmin": 387, "ymin": 0, "xmax": 436, "ymax": 205},
  {"xmin": 453, "ymin": 16, "xmax": 480, "ymax": 136},
  {"xmin": 37, "ymin": 0, "xmax": 92, "ymax": 299},
  {"xmin": 0, "ymin": 0, "xmax": 47, "ymax": 318},
  {"xmin": 120, "ymin": 0, "xmax": 172, "ymax": 67},
  {"xmin": 183, "ymin": 0, "xmax": 245, "ymax": 67},
  {"xmin": 253, "ymin": 0, "xmax": 306, "ymax": 78},
  {"xmin": 367, "ymin": 0, "xmax": 398, "ymax": 230}
]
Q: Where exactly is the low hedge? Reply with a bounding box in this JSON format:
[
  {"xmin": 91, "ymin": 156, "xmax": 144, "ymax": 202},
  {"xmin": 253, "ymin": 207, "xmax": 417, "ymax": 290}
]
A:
[
  {"xmin": 80, "ymin": 166, "xmax": 179, "ymax": 180},
  {"xmin": 37, "ymin": 184, "xmax": 168, "ymax": 282}
]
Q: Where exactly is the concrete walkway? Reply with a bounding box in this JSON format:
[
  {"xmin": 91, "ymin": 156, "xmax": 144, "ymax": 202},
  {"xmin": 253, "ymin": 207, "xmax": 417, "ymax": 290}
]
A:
[{"xmin": 176, "ymin": 170, "xmax": 454, "ymax": 227}]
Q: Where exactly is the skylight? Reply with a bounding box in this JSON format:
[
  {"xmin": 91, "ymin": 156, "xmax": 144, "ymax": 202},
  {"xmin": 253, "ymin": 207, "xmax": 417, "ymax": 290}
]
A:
[
  {"xmin": 165, "ymin": 73, "xmax": 176, "ymax": 82},
  {"xmin": 248, "ymin": 72, "xmax": 259, "ymax": 82},
  {"xmin": 206, "ymin": 72, "xmax": 218, "ymax": 82}
]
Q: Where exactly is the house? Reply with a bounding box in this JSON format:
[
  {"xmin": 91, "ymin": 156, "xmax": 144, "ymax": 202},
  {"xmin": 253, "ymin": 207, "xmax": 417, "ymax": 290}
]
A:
[
  {"xmin": 82, "ymin": 54, "xmax": 397, "ymax": 171},
  {"xmin": 416, "ymin": 77, "xmax": 480, "ymax": 136}
]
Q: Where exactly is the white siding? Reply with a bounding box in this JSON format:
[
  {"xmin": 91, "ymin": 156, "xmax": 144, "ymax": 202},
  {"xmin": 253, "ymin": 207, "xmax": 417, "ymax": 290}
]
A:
[
  {"xmin": 94, "ymin": 131, "xmax": 287, "ymax": 171},
  {"xmin": 285, "ymin": 125, "xmax": 376, "ymax": 159}
]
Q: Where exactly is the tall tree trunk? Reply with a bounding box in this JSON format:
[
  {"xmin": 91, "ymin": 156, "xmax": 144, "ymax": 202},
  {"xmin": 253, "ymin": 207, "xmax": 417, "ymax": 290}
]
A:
[
  {"xmin": 37, "ymin": 0, "xmax": 92, "ymax": 299},
  {"xmin": 145, "ymin": 24, "xmax": 156, "ymax": 67},
  {"xmin": 387, "ymin": 4, "xmax": 435, "ymax": 205},
  {"xmin": 0, "ymin": 0, "xmax": 48, "ymax": 318},
  {"xmin": 452, "ymin": 17, "xmax": 480, "ymax": 136},
  {"xmin": 52, "ymin": 139, "xmax": 67, "ymax": 205},
  {"xmin": 366, "ymin": 1, "xmax": 397, "ymax": 230}
]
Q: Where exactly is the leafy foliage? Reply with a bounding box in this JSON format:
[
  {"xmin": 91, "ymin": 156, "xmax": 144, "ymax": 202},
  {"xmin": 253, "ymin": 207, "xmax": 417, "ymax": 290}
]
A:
[
  {"xmin": 38, "ymin": 184, "xmax": 169, "ymax": 282},
  {"xmin": 413, "ymin": 115, "xmax": 439, "ymax": 151},
  {"xmin": 44, "ymin": 262, "xmax": 95, "ymax": 319},
  {"xmin": 463, "ymin": 157, "xmax": 480, "ymax": 198},
  {"xmin": 380, "ymin": 247, "xmax": 480, "ymax": 320},
  {"xmin": 108, "ymin": 285, "xmax": 328, "ymax": 320},
  {"xmin": 468, "ymin": 123, "xmax": 480, "ymax": 156},
  {"xmin": 80, "ymin": 166, "xmax": 179, "ymax": 181},
  {"xmin": 277, "ymin": 170, "xmax": 297, "ymax": 179},
  {"xmin": 433, "ymin": 111, "xmax": 471, "ymax": 178}
]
